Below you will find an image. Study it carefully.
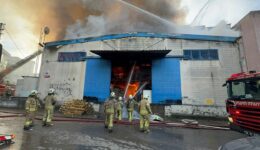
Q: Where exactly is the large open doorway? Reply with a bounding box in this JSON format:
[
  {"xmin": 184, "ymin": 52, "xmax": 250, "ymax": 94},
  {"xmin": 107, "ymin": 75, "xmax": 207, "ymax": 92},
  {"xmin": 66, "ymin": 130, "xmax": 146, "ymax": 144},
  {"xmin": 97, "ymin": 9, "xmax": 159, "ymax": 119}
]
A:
[
  {"xmin": 87, "ymin": 50, "xmax": 172, "ymax": 102},
  {"xmin": 111, "ymin": 59, "xmax": 151, "ymax": 101}
]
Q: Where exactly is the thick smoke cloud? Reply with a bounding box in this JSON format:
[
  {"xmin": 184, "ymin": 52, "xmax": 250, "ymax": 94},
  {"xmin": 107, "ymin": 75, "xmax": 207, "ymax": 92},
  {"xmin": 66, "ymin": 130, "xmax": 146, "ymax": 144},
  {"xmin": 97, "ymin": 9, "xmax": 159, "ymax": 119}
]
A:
[
  {"xmin": 125, "ymin": 0, "xmax": 186, "ymax": 23},
  {"xmin": 66, "ymin": 0, "xmax": 187, "ymax": 39},
  {"xmin": 3, "ymin": 0, "xmax": 186, "ymax": 41}
]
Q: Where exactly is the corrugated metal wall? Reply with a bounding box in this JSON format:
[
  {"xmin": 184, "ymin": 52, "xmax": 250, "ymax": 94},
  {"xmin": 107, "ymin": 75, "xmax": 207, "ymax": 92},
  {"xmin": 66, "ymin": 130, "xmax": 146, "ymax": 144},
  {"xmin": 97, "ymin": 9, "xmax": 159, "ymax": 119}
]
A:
[
  {"xmin": 15, "ymin": 77, "xmax": 38, "ymax": 97},
  {"xmin": 84, "ymin": 58, "xmax": 111, "ymax": 101},
  {"xmin": 38, "ymin": 61, "xmax": 86, "ymax": 103},
  {"xmin": 152, "ymin": 58, "xmax": 182, "ymax": 103},
  {"xmin": 39, "ymin": 37, "xmax": 241, "ymax": 107}
]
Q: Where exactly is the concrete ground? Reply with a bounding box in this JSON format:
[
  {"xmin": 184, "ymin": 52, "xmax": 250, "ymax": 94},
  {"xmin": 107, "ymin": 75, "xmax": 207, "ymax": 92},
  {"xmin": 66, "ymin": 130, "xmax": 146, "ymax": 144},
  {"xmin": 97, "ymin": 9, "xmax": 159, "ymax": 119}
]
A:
[
  {"xmin": 0, "ymin": 108, "xmax": 229, "ymax": 126},
  {"xmin": 0, "ymin": 112, "xmax": 247, "ymax": 150}
]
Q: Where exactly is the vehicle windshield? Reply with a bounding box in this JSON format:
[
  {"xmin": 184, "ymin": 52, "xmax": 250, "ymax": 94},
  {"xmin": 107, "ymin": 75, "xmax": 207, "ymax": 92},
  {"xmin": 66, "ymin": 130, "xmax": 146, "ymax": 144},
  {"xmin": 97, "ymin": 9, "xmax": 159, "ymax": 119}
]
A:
[{"xmin": 228, "ymin": 78, "xmax": 260, "ymax": 100}]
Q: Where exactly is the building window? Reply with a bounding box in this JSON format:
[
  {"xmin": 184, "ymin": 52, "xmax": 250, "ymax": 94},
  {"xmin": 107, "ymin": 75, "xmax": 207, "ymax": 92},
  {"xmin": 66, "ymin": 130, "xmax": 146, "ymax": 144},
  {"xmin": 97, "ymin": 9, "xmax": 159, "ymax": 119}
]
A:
[
  {"xmin": 209, "ymin": 50, "xmax": 219, "ymax": 60},
  {"xmin": 183, "ymin": 50, "xmax": 191, "ymax": 59},
  {"xmin": 183, "ymin": 49, "xmax": 219, "ymax": 60},
  {"xmin": 192, "ymin": 50, "xmax": 200, "ymax": 60},
  {"xmin": 200, "ymin": 50, "xmax": 209, "ymax": 60},
  {"xmin": 58, "ymin": 52, "xmax": 86, "ymax": 62}
]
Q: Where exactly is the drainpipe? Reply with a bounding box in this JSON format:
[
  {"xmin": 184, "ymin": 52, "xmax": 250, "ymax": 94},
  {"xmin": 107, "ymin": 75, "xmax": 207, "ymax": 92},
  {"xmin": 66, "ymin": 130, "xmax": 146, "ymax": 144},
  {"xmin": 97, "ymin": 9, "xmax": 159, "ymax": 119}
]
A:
[{"xmin": 235, "ymin": 38, "xmax": 247, "ymax": 72}]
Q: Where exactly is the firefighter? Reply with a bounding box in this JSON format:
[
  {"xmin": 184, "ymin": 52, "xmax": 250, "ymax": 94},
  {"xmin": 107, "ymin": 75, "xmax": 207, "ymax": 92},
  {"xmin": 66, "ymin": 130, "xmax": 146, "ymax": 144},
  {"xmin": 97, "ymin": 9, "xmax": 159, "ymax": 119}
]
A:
[
  {"xmin": 24, "ymin": 90, "xmax": 41, "ymax": 130},
  {"xmin": 42, "ymin": 88, "xmax": 56, "ymax": 127},
  {"xmin": 126, "ymin": 94, "xmax": 137, "ymax": 122},
  {"xmin": 139, "ymin": 95, "xmax": 152, "ymax": 133},
  {"xmin": 104, "ymin": 92, "xmax": 116, "ymax": 132},
  {"xmin": 116, "ymin": 96, "xmax": 123, "ymax": 121}
]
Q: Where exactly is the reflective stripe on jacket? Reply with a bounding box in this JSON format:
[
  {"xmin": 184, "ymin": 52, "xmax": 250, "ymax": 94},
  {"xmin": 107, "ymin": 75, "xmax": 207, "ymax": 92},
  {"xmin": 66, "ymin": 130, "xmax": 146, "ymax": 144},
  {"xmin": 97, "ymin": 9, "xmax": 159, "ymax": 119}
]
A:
[
  {"xmin": 44, "ymin": 95, "xmax": 56, "ymax": 109},
  {"xmin": 116, "ymin": 101, "xmax": 123, "ymax": 110},
  {"xmin": 104, "ymin": 97, "xmax": 115, "ymax": 114},
  {"xmin": 139, "ymin": 99, "xmax": 152, "ymax": 115},
  {"xmin": 25, "ymin": 97, "xmax": 37, "ymax": 112},
  {"xmin": 127, "ymin": 99, "xmax": 136, "ymax": 111}
]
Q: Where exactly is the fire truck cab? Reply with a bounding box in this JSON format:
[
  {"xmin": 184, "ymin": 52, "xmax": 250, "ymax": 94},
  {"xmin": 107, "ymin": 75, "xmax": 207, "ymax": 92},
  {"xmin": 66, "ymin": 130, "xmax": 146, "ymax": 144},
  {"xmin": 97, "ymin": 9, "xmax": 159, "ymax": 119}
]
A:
[{"xmin": 224, "ymin": 71, "xmax": 260, "ymax": 135}]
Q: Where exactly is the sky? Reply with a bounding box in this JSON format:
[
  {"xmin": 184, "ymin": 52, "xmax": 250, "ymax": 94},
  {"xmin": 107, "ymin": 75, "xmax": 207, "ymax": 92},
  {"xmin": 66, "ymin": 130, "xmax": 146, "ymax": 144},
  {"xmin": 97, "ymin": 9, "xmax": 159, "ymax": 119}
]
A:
[
  {"xmin": 182, "ymin": 0, "xmax": 260, "ymax": 26},
  {"xmin": 0, "ymin": 0, "xmax": 260, "ymax": 59}
]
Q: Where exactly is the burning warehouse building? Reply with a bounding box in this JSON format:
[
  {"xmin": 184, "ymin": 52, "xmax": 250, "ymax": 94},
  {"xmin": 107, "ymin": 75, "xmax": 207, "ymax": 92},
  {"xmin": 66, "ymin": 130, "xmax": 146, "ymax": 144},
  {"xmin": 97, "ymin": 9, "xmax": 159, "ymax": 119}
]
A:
[{"xmin": 39, "ymin": 30, "xmax": 241, "ymax": 116}]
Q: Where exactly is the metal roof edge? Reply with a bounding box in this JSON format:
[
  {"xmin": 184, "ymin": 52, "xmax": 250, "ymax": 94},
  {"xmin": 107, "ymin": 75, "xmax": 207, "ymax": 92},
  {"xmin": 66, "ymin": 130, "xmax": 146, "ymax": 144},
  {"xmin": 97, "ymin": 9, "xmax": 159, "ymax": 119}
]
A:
[{"xmin": 45, "ymin": 32, "xmax": 239, "ymax": 48}]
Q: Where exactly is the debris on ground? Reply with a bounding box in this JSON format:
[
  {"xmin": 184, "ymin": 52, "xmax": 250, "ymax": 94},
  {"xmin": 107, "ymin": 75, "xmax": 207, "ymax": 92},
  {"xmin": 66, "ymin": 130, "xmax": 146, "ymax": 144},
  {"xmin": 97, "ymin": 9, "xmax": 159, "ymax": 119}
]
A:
[
  {"xmin": 181, "ymin": 119, "xmax": 199, "ymax": 125},
  {"xmin": 150, "ymin": 114, "xmax": 164, "ymax": 122},
  {"xmin": 59, "ymin": 99, "xmax": 94, "ymax": 117}
]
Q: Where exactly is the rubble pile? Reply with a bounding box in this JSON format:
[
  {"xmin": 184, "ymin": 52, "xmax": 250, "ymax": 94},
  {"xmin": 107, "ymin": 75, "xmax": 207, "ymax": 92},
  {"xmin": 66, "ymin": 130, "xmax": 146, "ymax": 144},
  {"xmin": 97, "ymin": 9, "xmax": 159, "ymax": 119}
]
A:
[{"xmin": 59, "ymin": 99, "xmax": 94, "ymax": 116}]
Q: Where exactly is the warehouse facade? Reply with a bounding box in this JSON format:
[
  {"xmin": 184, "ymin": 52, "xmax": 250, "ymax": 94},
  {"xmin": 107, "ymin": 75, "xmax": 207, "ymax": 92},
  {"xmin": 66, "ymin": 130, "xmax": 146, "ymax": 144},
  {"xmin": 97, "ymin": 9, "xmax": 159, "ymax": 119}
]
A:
[{"xmin": 39, "ymin": 32, "xmax": 241, "ymax": 116}]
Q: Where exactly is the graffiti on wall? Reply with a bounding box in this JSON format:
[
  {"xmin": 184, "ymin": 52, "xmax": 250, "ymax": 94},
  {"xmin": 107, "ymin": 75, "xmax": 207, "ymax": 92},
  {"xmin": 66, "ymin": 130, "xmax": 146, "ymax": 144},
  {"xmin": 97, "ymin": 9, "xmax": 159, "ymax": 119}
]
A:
[{"xmin": 49, "ymin": 82, "xmax": 73, "ymax": 97}]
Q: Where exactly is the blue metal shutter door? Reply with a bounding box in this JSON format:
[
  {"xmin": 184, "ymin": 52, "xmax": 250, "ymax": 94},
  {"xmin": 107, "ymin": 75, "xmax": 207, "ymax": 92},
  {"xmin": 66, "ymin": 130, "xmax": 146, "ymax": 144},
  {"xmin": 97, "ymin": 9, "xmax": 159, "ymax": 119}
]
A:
[
  {"xmin": 84, "ymin": 58, "xmax": 111, "ymax": 102},
  {"xmin": 152, "ymin": 58, "xmax": 182, "ymax": 104}
]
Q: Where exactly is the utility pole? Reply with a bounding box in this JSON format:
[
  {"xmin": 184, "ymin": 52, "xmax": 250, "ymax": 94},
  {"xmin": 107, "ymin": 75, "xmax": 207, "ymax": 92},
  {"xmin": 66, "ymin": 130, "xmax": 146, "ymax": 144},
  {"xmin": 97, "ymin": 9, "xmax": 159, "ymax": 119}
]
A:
[
  {"xmin": 34, "ymin": 26, "xmax": 49, "ymax": 75},
  {"xmin": 0, "ymin": 23, "xmax": 5, "ymax": 39},
  {"xmin": 0, "ymin": 23, "xmax": 5, "ymax": 62}
]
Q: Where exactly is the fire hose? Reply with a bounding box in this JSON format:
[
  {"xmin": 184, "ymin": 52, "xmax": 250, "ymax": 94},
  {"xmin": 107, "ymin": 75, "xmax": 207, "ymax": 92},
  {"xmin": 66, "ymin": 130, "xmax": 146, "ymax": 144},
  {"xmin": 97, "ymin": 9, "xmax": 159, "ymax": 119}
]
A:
[{"xmin": 0, "ymin": 111, "xmax": 230, "ymax": 130}]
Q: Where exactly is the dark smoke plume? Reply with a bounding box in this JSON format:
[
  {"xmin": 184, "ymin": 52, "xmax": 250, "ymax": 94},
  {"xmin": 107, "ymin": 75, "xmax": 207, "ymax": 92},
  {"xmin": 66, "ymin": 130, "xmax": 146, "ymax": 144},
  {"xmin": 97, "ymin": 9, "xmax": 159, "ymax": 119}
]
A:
[{"xmin": 3, "ymin": 0, "xmax": 187, "ymax": 41}]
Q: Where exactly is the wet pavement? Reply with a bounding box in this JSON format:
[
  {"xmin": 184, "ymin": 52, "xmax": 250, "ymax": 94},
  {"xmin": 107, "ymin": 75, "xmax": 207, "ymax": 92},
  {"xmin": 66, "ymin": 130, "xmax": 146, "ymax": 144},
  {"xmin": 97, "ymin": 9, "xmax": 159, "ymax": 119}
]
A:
[{"xmin": 0, "ymin": 114, "xmax": 247, "ymax": 150}]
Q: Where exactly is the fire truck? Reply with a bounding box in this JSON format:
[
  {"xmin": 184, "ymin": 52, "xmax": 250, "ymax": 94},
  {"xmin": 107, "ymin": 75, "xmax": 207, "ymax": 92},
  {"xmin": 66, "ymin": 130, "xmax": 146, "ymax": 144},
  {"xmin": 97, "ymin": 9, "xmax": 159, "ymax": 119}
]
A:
[{"xmin": 224, "ymin": 71, "xmax": 260, "ymax": 135}]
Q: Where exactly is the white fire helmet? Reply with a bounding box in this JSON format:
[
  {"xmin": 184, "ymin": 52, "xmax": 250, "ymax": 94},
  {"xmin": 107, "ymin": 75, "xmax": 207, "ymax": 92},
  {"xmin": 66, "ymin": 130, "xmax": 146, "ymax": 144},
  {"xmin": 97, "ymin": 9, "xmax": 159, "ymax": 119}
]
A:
[
  {"xmin": 129, "ymin": 94, "xmax": 133, "ymax": 99},
  {"xmin": 143, "ymin": 95, "xmax": 149, "ymax": 99},
  {"xmin": 118, "ymin": 96, "xmax": 123, "ymax": 101},
  {"xmin": 110, "ymin": 92, "xmax": 115, "ymax": 97},
  {"xmin": 48, "ymin": 88, "xmax": 55, "ymax": 94},
  {"xmin": 30, "ymin": 90, "xmax": 38, "ymax": 96}
]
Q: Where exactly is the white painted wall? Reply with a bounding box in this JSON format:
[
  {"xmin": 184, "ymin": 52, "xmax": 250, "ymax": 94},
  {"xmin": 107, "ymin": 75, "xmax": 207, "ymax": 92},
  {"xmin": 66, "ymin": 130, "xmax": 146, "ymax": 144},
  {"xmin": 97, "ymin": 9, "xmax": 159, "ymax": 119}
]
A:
[
  {"xmin": 38, "ymin": 45, "xmax": 86, "ymax": 105},
  {"xmin": 143, "ymin": 90, "xmax": 152, "ymax": 103},
  {"xmin": 15, "ymin": 76, "xmax": 38, "ymax": 97},
  {"xmin": 165, "ymin": 105, "xmax": 227, "ymax": 117},
  {"xmin": 166, "ymin": 39, "xmax": 241, "ymax": 106}
]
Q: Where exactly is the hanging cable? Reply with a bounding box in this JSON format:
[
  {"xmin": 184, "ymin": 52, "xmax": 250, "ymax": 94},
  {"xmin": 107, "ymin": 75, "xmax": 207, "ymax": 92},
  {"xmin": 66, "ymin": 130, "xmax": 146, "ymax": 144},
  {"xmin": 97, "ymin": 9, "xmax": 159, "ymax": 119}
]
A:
[
  {"xmin": 4, "ymin": 29, "xmax": 26, "ymax": 57},
  {"xmin": 191, "ymin": 0, "xmax": 213, "ymax": 26}
]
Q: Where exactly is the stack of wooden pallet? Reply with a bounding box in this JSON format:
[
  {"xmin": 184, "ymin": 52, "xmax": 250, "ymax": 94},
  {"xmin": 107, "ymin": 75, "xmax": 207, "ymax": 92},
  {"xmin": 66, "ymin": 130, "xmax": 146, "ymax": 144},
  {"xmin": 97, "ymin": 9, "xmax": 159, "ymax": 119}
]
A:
[{"xmin": 59, "ymin": 99, "xmax": 94, "ymax": 117}]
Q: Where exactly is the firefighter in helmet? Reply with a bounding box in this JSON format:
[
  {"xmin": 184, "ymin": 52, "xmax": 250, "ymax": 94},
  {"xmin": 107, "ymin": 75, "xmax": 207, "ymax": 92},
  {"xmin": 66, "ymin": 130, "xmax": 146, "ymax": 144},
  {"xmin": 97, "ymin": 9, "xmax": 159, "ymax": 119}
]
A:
[
  {"xmin": 139, "ymin": 95, "xmax": 152, "ymax": 133},
  {"xmin": 126, "ymin": 94, "xmax": 137, "ymax": 122},
  {"xmin": 42, "ymin": 88, "xmax": 56, "ymax": 127},
  {"xmin": 104, "ymin": 92, "xmax": 116, "ymax": 132},
  {"xmin": 24, "ymin": 90, "xmax": 41, "ymax": 130},
  {"xmin": 116, "ymin": 96, "xmax": 124, "ymax": 121}
]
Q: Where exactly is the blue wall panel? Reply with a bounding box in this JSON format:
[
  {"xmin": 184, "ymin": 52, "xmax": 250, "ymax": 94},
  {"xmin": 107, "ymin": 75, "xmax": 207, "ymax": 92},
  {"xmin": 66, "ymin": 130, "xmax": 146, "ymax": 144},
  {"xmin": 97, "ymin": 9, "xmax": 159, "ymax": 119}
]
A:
[
  {"xmin": 46, "ymin": 32, "xmax": 238, "ymax": 48},
  {"xmin": 84, "ymin": 59, "xmax": 111, "ymax": 102},
  {"xmin": 152, "ymin": 58, "xmax": 182, "ymax": 104}
]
